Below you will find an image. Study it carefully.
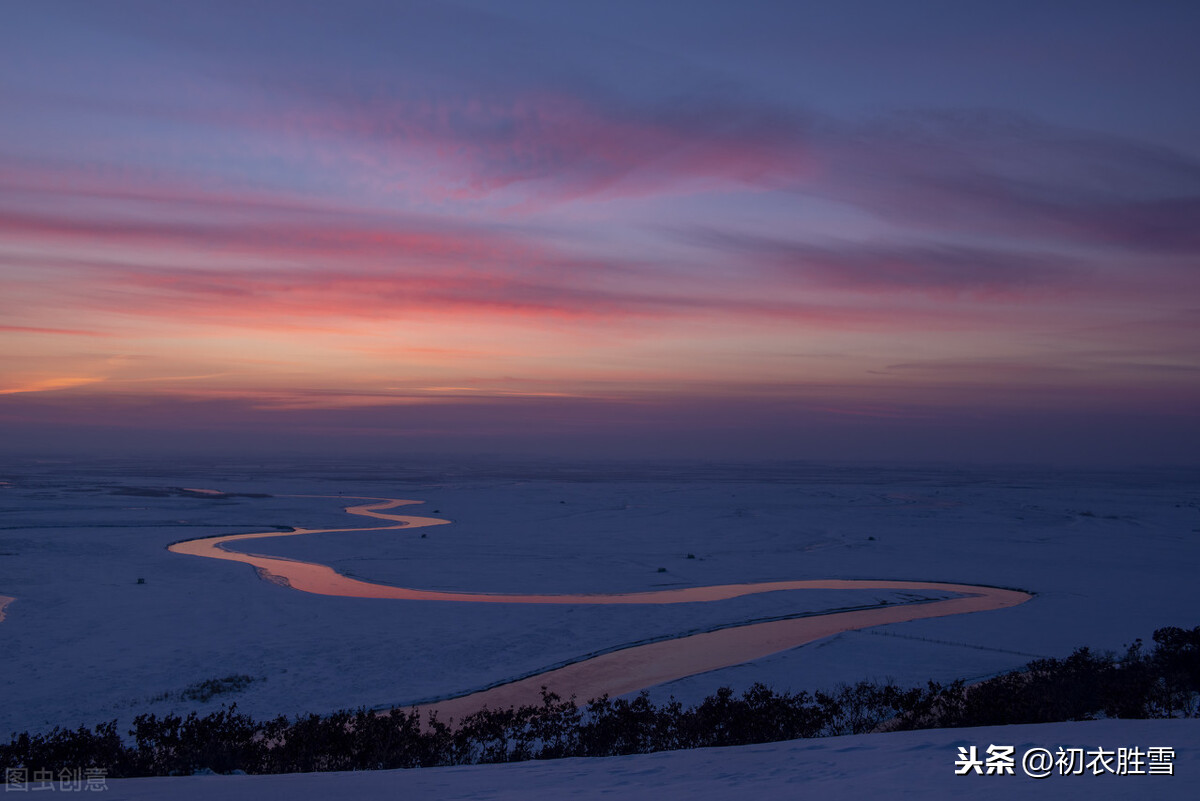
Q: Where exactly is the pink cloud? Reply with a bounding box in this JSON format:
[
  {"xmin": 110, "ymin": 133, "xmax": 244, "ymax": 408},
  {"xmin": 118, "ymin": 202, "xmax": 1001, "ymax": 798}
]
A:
[
  {"xmin": 0, "ymin": 324, "xmax": 110, "ymax": 337},
  {"xmin": 3, "ymin": 200, "xmax": 1028, "ymax": 334},
  {"xmin": 228, "ymin": 88, "xmax": 814, "ymax": 204}
]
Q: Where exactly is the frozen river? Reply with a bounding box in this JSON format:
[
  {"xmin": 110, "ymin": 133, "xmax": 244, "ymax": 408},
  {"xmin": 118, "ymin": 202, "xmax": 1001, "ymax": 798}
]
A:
[{"xmin": 168, "ymin": 495, "xmax": 1031, "ymax": 718}]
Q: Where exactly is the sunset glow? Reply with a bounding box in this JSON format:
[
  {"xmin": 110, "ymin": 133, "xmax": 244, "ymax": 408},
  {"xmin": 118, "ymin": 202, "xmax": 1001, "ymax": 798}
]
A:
[{"xmin": 2, "ymin": 1, "xmax": 1198, "ymax": 462}]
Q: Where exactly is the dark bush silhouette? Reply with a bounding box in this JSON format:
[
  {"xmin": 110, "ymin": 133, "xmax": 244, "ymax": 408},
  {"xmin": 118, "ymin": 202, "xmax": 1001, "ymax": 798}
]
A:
[{"xmin": 4, "ymin": 625, "xmax": 1198, "ymax": 778}]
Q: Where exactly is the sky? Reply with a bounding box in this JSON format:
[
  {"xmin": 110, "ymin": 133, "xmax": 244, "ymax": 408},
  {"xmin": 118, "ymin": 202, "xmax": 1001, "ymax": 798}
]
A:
[{"xmin": 1, "ymin": 0, "xmax": 1198, "ymax": 464}]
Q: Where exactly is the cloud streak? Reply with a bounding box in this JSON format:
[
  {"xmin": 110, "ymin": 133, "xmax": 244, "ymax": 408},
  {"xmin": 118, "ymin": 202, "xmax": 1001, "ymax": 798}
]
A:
[{"xmin": 681, "ymin": 229, "xmax": 1085, "ymax": 297}]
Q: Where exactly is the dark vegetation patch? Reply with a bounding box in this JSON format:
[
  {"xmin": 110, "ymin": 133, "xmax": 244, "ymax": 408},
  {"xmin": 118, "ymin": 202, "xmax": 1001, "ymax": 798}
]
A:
[
  {"xmin": 179, "ymin": 675, "xmax": 260, "ymax": 703},
  {"xmin": 3, "ymin": 626, "xmax": 1197, "ymax": 777},
  {"xmin": 146, "ymin": 676, "xmax": 261, "ymax": 706},
  {"xmin": 107, "ymin": 487, "xmax": 271, "ymax": 500}
]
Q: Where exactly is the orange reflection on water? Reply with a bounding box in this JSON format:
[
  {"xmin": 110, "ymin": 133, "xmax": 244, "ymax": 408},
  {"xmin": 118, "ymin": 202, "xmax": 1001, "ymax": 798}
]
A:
[
  {"xmin": 418, "ymin": 583, "xmax": 1029, "ymax": 722},
  {"xmin": 168, "ymin": 497, "xmax": 456, "ymax": 597},
  {"xmin": 169, "ymin": 495, "xmax": 1033, "ymax": 720}
]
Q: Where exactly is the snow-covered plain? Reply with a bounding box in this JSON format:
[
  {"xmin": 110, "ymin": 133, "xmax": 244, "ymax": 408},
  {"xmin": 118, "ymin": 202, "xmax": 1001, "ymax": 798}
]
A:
[
  {"xmin": 101, "ymin": 719, "xmax": 1199, "ymax": 800},
  {"xmin": 1, "ymin": 458, "xmax": 1197, "ymax": 797}
]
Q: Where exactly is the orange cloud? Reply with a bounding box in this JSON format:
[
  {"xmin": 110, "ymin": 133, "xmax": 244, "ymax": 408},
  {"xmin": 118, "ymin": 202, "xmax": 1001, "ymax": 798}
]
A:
[{"xmin": 0, "ymin": 377, "xmax": 103, "ymax": 395}]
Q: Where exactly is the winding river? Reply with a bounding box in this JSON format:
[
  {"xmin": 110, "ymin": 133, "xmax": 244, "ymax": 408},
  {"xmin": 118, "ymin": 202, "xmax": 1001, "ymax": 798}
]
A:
[{"xmin": 168, "ymin": 495, "xmax": 1033, "ymax": 719}]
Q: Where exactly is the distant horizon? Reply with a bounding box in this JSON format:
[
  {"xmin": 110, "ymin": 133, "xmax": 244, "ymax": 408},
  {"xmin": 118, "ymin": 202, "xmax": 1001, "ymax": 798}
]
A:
[
  {"xmin": 4, "ymin": 444, "xmax": 1199, "ymax": 475},
  {"xmin": 3, "ymin": 391, "xmax": 1199, "ymax": 467}
]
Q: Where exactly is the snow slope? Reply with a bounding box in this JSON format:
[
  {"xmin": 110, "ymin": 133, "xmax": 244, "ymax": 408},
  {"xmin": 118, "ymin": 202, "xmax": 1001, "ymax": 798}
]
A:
[{"xmin": 101, "ymin": 719, "xmax": 1199, "ymax": 801}]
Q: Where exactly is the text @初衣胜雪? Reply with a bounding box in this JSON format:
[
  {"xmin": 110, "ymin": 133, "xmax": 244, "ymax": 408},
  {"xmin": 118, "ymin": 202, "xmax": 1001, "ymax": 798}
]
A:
[{"xmin": 954, "ymin": 744, "xmax": 1175, "ymax": 778}]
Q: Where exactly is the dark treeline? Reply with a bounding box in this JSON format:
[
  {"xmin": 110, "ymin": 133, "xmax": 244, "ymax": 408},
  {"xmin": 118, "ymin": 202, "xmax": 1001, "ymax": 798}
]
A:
[{"xmin": 4, "ymin": 625, "xmax": 1197, "ymax": 778}]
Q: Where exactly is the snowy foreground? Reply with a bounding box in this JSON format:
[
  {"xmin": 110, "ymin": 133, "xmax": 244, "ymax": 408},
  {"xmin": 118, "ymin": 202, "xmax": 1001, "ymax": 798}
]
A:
[
  {"xmin": 2, "ymin": 459, "xmax": 1198, "ymax": 798},
  {"xmin": 103, "ymin": 719, "xmax": 1198, "ymax": 801}
]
